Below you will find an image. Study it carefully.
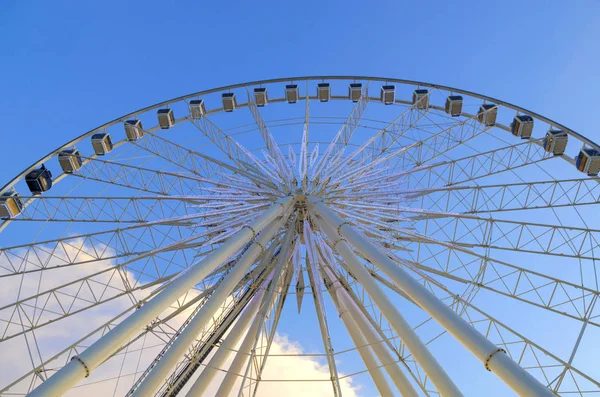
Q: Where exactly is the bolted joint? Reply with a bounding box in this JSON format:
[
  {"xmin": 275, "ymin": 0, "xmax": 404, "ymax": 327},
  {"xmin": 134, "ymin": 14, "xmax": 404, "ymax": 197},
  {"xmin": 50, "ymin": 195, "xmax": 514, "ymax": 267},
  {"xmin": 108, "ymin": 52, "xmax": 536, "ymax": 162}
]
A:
[
  {"xmin": 484, "ymin": 348, "xmax": 507, "ymax": 371},
  {"xmin": 71, "ymin": 356, "xmax": 90, "ymax": 378},
  {"xmin": 242, "ymin": 225, "xmax": 258, "ymax": 239}
]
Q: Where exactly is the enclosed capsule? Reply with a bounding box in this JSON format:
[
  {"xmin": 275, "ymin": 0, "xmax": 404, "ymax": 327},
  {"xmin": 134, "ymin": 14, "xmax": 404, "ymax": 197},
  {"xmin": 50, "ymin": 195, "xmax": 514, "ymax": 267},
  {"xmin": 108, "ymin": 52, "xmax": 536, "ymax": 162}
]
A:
[
  {"xmin": 222, "ymin": 93, "xmax": 237, "ymax": 112},
  {"xmin": 157, "ymin": 108, "xmax": 175, "ymax": 129},
  {"xmin": 477, "ymin": 104, "xmax": 498, "ymax": 126},
  {"xmin": 380, "ymin": 85, "xmax": 395, "ymax": 105},
  {"xmin": 317, "ymin": 83, "xmax": 330, "ymax": 102},
  {"xmin": 188, "ymin": 99, "xmax": 206, "ymax": 119},
  {"xmin": 254, "ymin": 87, "xmax": 268, "ymax": 107},
  {"xmin": 511, "ymin": 115, "xmax": 534, "ymax": 139},
  {"xmin": 445, "ymin": 95, "xmax": 463, "ymax": 116},
  {"xmin": 25, "ymin": 165, "xmax": 52, "ymax": 195},
  {"xmin": 413, "ymin": 89, "xmax": 429, "ymax": 109},
  {"xmin": 285, "ymin": 84, "xmax": 299, "ymax": 104},
  {"xmin": 124, "ymin": 120, "xmax": 144, "ymax": 141},
  {"xmin": 91, "ymin": 133, "xmax": 113, "ymax": 155},
  {"xmin": 576, "ymin": 147, "xmax": 600, "ymax": 176},
  {"xmin": 349, "ymin": 83, "xmax": 362, "ymax": 102},
  {"xmin": 0, "ymin": 190, "xmax": 23, "ymax": 219},
  {"xmin": 58, "ymin": 149, "xmax": 83, "ymax": 173},
  {"xmin": 543, "ymin": 130, "xmax": 568, "ymax": 155}
]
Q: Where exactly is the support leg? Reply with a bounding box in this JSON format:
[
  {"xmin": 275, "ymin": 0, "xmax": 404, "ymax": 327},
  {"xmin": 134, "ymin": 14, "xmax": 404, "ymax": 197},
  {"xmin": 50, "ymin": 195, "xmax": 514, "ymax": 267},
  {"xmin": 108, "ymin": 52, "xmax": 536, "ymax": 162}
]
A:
[
  {"xmin": 132, "ymin": 214, "xmax": 290, "ymax": 396},
  {"xmin": 28, "ymin": 197, "xmax": 293, "ymax": 397},
  {"xmin": 309, "ymin": 197, "xmax": 555, "ymax": 397},
  {"xmin": 309, "ymin": 200, "xmax": 463, "ymax": 397}
]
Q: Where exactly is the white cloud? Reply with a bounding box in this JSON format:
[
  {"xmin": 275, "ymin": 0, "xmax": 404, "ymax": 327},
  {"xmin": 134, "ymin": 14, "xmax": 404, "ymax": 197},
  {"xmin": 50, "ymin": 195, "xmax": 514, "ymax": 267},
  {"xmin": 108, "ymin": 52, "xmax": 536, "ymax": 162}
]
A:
[{"xmin": 0, "ymin": 242, "xmax": 364, "ymax": 396}]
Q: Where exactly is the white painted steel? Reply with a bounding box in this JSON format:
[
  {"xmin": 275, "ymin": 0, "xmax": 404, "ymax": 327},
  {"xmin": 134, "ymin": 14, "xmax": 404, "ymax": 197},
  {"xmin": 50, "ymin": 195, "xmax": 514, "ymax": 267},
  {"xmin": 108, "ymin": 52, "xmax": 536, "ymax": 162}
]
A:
[
  {"xmin": 337, "ymin": 287, "xmax": 419, "ymax": 397},
  {"xmin": 27, "ymin": 197, "xmax": 293, "ymax": 397},
  {"xmin": 335, "ymin": 295, "xmax": 395, "ymax": 397},
  {"xmin": 310, "ymin": 206, "xmax": 464, "ymax": 397},
  {"xmin": 185, "ymin": 283, "xmax": 267, "ymax": 397},
  {"xmin": 132, "ymin": 216, "xmax": 289, "ymax": 396},
  {"xmin": 309, "ymin": 197, "xmax": 556, "ymax": 397}
]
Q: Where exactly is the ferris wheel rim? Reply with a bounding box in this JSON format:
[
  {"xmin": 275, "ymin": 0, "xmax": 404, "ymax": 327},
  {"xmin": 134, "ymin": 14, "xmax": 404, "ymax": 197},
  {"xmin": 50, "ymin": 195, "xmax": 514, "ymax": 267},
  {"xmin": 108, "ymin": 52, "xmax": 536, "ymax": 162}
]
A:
[
  {"xmin": 2, "ymin": 74, "xmax": 598, "ymax": 199},
  {"xmin": 1, "ymin": 75, "xmax": 600, "ymax": 396}
]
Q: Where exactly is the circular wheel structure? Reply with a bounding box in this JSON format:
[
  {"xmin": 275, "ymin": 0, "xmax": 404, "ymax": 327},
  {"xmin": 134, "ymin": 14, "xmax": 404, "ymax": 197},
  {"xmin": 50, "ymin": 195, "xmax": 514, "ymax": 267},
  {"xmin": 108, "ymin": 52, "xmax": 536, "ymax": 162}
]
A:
[{"xmin": 1, "ymin": 76, "xmax": 600, "ymax": 397}]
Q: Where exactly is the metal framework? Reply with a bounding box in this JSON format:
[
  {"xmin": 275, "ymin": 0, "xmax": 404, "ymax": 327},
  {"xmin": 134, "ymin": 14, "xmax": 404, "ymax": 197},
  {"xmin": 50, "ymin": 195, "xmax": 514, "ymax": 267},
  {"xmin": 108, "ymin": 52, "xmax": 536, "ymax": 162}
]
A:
[{"xmin": 1, "ymin": 76, "xmax": 599, "ymax": 396}]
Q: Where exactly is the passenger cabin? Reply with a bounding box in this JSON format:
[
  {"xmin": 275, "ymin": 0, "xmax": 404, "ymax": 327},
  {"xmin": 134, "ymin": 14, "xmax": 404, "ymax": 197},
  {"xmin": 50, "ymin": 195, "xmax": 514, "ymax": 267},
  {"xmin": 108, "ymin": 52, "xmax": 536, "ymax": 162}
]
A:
[
  {"xmin": 188, "ymin": 99, "xmax": 206, "ymax": 119},
  {"xmin": 543, "ymin": 130, "xmax": 568, "ymax": 155},
  {"xmin": 254, "ymin": 88, "xmax": 268, "ymax": 107},
  {"xmin": 445, "ymin": 95, "xmax": 463, "ymax": 116},
  {"xmin": 477, "ymin": 104, "xmax": 498, "ymax": 126},
  {"xmin": 576, "ymin": 147, "xmax": 600, "ymax": 176},
  {"xmin": 317, "ymin": 83, "xmax": 330, "ymax": 102},
  {"xmin": 91, "ymin": 133, "xmax": 113, "ymax": 155},
  {"xmin": 58, "ymin": 149, "xmax": 83, "ymax": 173},
  {"xmin": 380, "ymin": 85, "xmax": 395, "ymax": 105},
  {"xmin": 157, "ymin": 108, "xmax": 175, "ymax": 129},
  {"xmin": 285, "ymin": 84, "xmax": 299, "ymax": 104},
  {"xmin": 413, "ymin": 89, "xmax": 429, "ymax": 109},
  {"xmin": 0, "ymin": 190, "xmax": 23, "ymax": 219},
  {"xmin": 25, "ymin": 165, "xmax": 52, "ymax": 195},
  {"xmin": 222, "ymin": 93, "xmax": 236, "ymax": 112},
  {"xmin": 349, "ymin": 83, "xmax": 362, "ymax": 102},
  {"xmin": 125, "ymin": 120, "xmax": 144, "ymax": 141},
  {"xmin": 511, "ymin": 115, "xmax": 534, "ymax": 139}
]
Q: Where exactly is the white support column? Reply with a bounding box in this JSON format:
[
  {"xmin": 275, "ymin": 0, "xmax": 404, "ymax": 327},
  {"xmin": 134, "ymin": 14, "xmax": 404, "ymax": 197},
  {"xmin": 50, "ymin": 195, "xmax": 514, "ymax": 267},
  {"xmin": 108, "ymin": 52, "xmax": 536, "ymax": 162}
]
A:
[
  {"xmin": 328, "ymin": 268, "xmax": 418, "ymax": 397},
  {"xmin": 309, "ymin": 197, "xmax": 556, "ymax": 397},
  {"xmin": 309, "ymin": 200, "xmax": 463, "ymax": 397},
  {"xmin": 185, "ymin": 282, "xmax": 267, "ymax": 397},
  {"xmin": 222, "ymin": 226, "xmax": 296, "ymax": 397},
  {"xmin": 28, "ymin": 197, "xmax": 294, "ymax": 397},
  {"xmin": 214, "ymin": 289, "xmax": 272, "ymax": 397},
  {"xmin": 336, "ymin": 297, "xmax": 396, "ymax": 397},
  {"xmin": 132, "ymin": 215, "xmax": 289, "ymax": 396}
]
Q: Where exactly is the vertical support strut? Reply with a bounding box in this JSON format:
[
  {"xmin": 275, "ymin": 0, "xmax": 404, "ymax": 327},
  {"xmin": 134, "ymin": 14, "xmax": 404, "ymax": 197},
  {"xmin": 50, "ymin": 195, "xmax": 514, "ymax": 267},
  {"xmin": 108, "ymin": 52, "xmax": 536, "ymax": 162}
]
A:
[
  {"xmin": 236, "ymin": 223, "xmax": 297, "ymax": 396},
  {"xmin": 305, "ymin": 254, "xmax": 343, "ymax": 397},
  {"xmin": 323, "ymin": 266, "xmax": 419, "ymax": 397},
  {"xmin": 132, "ymin": 214, "xmax": 290, "ymax": 396},
  {"xmin": 213, "ymin": 278, "xmax": 278, "ymax": 397},
  {"xmin": 308, "ymin": 198, "xmax": 463, "ymax": 397},
  {"xmin": 185, "ymin": 278, "xmax": 269, "ymax": 396},
  {"xmin": 28, "ymin": 197, "xmax": 294, "ymax": 397},
  {"xmin": 335, "ymin": 294, "xmax": 395, "ymax": 397},
  {"xmin": 309, "ymin": 197, "xmax": 556, "ymax": 397}
]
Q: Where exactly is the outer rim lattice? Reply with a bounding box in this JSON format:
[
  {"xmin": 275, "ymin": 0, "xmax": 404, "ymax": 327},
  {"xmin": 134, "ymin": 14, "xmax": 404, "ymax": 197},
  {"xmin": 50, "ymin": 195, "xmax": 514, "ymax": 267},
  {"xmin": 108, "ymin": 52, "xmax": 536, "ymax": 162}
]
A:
[{"xmin": 2, "ymin": 76, "xmax": 600, "ymax": 397}]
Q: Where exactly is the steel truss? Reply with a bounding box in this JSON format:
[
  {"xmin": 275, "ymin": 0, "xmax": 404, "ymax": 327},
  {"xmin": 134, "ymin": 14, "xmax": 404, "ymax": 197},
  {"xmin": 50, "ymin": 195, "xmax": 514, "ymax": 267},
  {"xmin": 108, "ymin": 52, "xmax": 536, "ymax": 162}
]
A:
[{"xmin": 2, "ymin": 76, "xmax": 599, "ymax": 397}]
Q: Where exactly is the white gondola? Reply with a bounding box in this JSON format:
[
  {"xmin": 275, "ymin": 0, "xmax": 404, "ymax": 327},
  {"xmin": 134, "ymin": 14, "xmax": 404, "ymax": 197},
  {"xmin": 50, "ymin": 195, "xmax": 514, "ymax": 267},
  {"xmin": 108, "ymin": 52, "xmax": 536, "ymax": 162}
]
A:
[
  {"xmin": 349, "ymin": 83, "xmax": 362, "ymax": 102},
  {"xmin": 543, "ymin": 129, "xmax": 568, "ymax": 155},
  {"xmin": 254, "ymin": 88, "xmax": 268, "ymax": 107},
  {"xmin": 285, "ymin": 84, "xmax": 299, "ymax": 104},
  {"xmin": 0, "ymin": 190, "xmax": 23, "ymax": 218},
  {"xmin": 445, "ymin": 95, "xmax": 463, "ymax": 116},
  {"xmin": 124, "ymin": 119, "xmax": 144, "ymax": 141},
  {"xmin": 317, "ymin": 83, "xmax": 330, "ymax": 102},
  {"xmin": 511, "ymin": 115, "xmax": 534, "ymax": 139},
  {"xmin": 477, "ymin": 104, "xmax": 497, "ymax": 126},
  {"xmin": 25, "ymin": 164, "xmax": 52, "ymax": 194},
  {"xmin": 222, "ymin": 93, "xmax": 236, "ymax": 112},
  {"xmin": 157, "ymin": 108, "xmax": 175, "ymax": 129},
  {"xmin": 58, "ymin": 149, "xmax": 83, "ymax": 173},
  {"xmin": 576, "ymin": 147, "xmax": 600, "ymax": 176},
  {"xmin": 380, "ymin": 85, "xmax": 395, "ymax": 105},
  {"xmin": 188, "ymin": 99, "xmax": 206, "ymax": 119},
  {"xmin": 413, "ymin": 89, "xmax": 429, "ymax": 109},
  {"xmin": 91, "ymin": 132, "xmax": 113, "ymax": 155}
]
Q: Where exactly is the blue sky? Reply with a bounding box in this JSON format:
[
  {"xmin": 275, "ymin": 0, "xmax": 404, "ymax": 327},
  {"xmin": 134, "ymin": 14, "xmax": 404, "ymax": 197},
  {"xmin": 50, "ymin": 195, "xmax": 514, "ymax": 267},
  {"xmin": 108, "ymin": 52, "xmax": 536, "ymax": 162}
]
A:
[
  {"xmin": 1, "ymin": 0, "xmax": 599, "ymax": 182},
  {"xmin": 2, "ymin": 1, "xmax": 600, "ymax": 396}
]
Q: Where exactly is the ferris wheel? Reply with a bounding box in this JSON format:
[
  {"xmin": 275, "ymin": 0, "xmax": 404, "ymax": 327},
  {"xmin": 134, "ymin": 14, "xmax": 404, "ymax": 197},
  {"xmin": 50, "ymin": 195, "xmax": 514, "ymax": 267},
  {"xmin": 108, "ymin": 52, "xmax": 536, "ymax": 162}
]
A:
[{"xmin": 1, "ymin": 76, "xmax": 600, "ymax": 397}]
